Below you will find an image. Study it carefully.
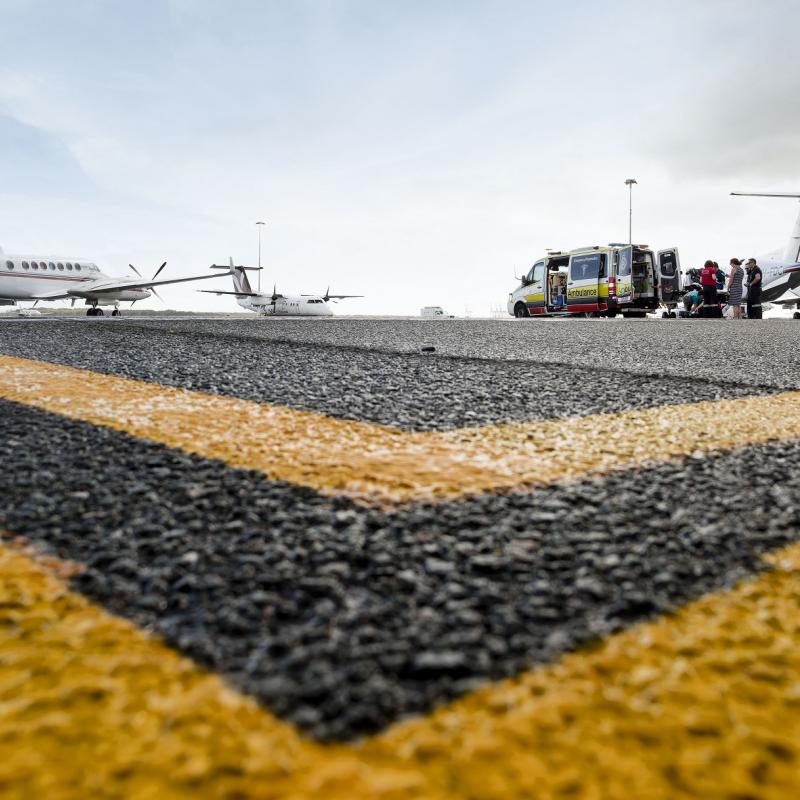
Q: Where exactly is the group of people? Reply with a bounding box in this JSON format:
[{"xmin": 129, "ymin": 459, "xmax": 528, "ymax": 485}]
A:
[{"xmin": 682, "ymin": 257, "xmax": 762, "ymax": 319}]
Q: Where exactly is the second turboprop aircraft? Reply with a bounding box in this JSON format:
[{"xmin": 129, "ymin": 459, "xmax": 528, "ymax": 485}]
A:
[{"xmin": 201, "ymin": 259, "xmax": 363, "ymax": 316}]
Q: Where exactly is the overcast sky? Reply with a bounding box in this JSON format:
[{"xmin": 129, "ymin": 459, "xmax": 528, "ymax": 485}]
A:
[{"xmin": 1, "ymin": 0, "xmax": 799, "ymax": 314}]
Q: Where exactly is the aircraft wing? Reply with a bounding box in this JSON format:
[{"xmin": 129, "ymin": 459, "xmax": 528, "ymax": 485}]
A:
[
  {"xmin": 767, "ymin": 291, "xmax": 800, "ymax": 306},
  {"xmin": 198, "ymin": 290, "xmax": 264, "ymax": 297},
  {"xmin": 77, "ymin": 271, "xmax": 227, "ymax": 295},
  {"xmin": 0, "ymin": 288, "xmax": 74, "ymax": 301},
  {"xmin": 327, "ymin": 294, "xmax": 364, "ymax": 299}
]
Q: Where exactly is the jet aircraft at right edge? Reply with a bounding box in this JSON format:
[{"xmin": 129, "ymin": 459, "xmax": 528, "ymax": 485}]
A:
[{"xmin": 730, "ymin": 192, "xmax": 800, "ymax": 313}]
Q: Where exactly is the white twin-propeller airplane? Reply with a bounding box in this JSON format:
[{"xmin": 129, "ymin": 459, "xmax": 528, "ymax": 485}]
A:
[
  {"xmin": 0, "ymin": 250, "xmax": 231, "ymax": 316},
  {"xmin": 200, "ymin": 258, "xmax": 363, "ymax": 316}
]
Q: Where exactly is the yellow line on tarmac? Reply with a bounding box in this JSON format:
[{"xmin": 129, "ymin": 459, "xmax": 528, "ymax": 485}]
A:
[
  {"xmin": 1, "ymin": 353, "xmax": 800, "ymax": 506},
  {"xmin": 3, "ymin": 538, "xmax": 800, "ymax": 798},
  {"xmin": 364, "ymin": 543, "xmax": 800, "ymax": 799}
]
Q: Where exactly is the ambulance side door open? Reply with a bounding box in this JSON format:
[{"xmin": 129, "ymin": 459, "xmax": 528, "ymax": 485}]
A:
[
  {"xmin": 567, "ymin": 252, "xmax": 602, "ymax": 312},
  {"xmin": 523, "ymin": 260, "xmax": 546, "ymax": 313},
  {"xmin": 657, "ymin": 248, "xmax": 681, "ymax": 304}
]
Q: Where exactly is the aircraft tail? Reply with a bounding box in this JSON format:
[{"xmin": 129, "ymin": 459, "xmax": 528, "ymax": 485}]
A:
[
  {"xmin": 209, "ymin": 257, "xmax": 259, "ymax": 295},
  {"xmin": 731, "ymin": 192, "xmax": 800, "ymax": 264},
  {"xmin": 231, "ymin": 263, "xmax": 253, "ymax": 294}
]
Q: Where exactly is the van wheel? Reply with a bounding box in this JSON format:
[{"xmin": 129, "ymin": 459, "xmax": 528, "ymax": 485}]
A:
[
  {"xmin": 794, "ymin": 312, "xmax": 800, "ymax": 320},
  {"xmin": 662, "ymin": 311, "xmax": 670, "ymax": 318},
  {"xmin": 514, "ymin": 302, "xmax": 529, "ymax": 318}
]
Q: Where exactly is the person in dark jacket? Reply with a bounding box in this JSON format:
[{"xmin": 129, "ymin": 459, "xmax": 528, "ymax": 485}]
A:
[
  {"xmin": 745, "ymin": 258, "xmax": 763, "ymax": 319},
  {"xmin": 700, "ymin": 260, "xmax": 719, "ymax": 318},
  {"xmin": 713, "ymin": 262, "xmax": 726, "ymax": 290}
]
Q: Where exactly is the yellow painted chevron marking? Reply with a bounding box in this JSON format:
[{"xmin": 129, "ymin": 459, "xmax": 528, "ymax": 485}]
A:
[
  {"xmin": 364, "ymin": 542, "xmax": 800, "ymax": 798},
  {"xmin": 1, "ymin": 354, "xmax": 800, "ymax": 506},
  {"xmin": 3, "ymin": 538, "xmax": 799, "ymax": 797}
]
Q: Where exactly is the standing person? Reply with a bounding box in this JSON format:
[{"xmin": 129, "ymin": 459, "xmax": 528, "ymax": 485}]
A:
[
  {"xmin": 700, "ymin": 259, "xmax": 719, "ymax": 318},
  {"xmin": 726, "ymin": 258, "xmax": 744, "ymax": 319},
  {"xmin": 713, "ymin": 262, "xmax": 726, "ymax": 291},
  {"xmin": 745, "ymin": 258, "xmax": 763, "ymax": 319}
]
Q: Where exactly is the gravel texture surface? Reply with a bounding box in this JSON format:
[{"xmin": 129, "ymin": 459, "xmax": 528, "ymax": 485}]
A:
[
  {"xmin": 17, "ymin": 315, "xmax": 792, "ymax": 388},
  {"xmin": 0, "ymin": 318, "xmax": 779, "ymax": 430},
  {"xmin": 2, "ymin": 398, "xmax": 797, "ymax": 741}
]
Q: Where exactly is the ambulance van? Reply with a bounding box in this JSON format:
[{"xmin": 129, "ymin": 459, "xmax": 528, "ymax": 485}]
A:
[{"xmin": 508, "ymin": 244, "xmax": 681, "ymax": 318}]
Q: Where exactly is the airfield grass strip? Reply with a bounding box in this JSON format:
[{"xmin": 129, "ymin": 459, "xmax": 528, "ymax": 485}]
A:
[
  {"xmin": 2, "ymin": 353, "xmax": 800, "ymax": 506},
  {"xmin": 2, "ymin": 538, "xmax": 799, "ymax": 798}
]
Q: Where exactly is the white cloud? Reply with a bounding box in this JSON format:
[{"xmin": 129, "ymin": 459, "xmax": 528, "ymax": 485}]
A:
[{"xmin": 1, "ymin": 1, "xmax": 799, "ymax": 314}]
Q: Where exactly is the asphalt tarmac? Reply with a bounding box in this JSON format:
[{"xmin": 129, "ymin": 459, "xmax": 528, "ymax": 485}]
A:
[
  {"xmin": 0, "ymin": 318, "xmax": 784, "ymax": 429},
  {"xmin": 1, "ymin": 317, "xmax": 799, "ymax": 798}
]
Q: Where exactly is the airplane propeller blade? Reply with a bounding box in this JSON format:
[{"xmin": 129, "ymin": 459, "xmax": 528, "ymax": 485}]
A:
[{"xmin": 128, "ymin": 262, "xmax": 167, "ymax": 304}]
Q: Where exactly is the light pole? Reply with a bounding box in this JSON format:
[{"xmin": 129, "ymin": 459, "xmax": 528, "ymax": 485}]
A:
[
  {"xmin": 624, "ymin": 178, "xmax": 637, "ymax": 245},
  {"xmin": 256, "ymin": 221, "xmax": 266, "ymax": 293}
]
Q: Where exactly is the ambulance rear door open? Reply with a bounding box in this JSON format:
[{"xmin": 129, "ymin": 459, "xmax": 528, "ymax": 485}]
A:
[
  {"xmin": 614, "ymin": 246, "xmax": 633, "ymax": 304},
  {"xmin": 631, "ymin": 249, "xmax": 657, "ymax": 299},
  {"xmin": 657, "ymin": 248, "xmax": 681, "ymax": 305},
  {"xmin": 566, "ymin": 251, "xmax": 604, "ymax": 313}
]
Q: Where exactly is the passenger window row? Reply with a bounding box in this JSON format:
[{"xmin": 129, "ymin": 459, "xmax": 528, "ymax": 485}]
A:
[{"xmin": 4, "ymin": 260, "xmax": 99, "ymax": 273}]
